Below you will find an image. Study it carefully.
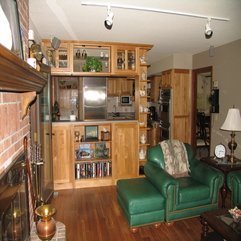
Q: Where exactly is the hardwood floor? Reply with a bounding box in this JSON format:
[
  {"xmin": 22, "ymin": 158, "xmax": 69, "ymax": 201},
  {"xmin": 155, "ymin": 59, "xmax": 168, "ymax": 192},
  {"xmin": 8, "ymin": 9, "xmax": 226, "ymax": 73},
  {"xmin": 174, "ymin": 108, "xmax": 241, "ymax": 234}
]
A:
[{"xmin": 51, "ymin": 186, "xmax": 203, "ymax": 241}]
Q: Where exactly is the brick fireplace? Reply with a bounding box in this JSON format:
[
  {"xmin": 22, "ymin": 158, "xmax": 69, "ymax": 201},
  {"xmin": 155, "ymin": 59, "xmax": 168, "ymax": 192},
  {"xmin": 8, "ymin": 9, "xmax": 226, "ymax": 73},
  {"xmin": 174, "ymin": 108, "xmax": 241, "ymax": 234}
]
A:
[
  {"xmin": 0, "ymin": 93, "xmax": 30, "ymax": 174},
  {"xmin": 0, "ymin": 1, "xmax": 66, "ymax": 239},
  {"xmin": 0, "ymin": 152, "xmax": 30, "ymax": 240},
  {"xmin": 0, "ymin": 0, "xmax": 47, "ymax": 238},
  {"xmin": 0, "ymin": 0, "xmax": 30, "ymax": 175}
]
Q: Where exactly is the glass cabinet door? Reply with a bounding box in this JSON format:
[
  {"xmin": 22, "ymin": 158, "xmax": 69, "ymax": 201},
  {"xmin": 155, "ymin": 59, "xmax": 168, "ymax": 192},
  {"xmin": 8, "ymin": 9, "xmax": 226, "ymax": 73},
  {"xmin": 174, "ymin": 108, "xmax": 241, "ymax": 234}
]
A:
[
  {"xmin": 45, "ymin": 43, "xmax": 70, "ymax": 72},
  {"xmin": 58, "ymin": 47, "xmax": 68, "ymax": 68},
  {"xmin": 127, "ymin": 50, "xmax": 136, "ymax": 71},
  {"xmin": 113, "ymin": 47, "xmax": 137, "ymax": 73},
  {"xmin": 117, "ymin": 50, "xmax": 125, "ymax": 70}
]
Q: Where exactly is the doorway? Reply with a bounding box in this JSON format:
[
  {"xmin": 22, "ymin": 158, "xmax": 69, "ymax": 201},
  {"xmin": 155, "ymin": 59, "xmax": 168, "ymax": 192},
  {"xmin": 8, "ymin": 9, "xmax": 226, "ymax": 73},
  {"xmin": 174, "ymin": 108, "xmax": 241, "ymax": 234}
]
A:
[{"xmin": 192, "ymin": 67, "xmax": 212, "ymax": 159}]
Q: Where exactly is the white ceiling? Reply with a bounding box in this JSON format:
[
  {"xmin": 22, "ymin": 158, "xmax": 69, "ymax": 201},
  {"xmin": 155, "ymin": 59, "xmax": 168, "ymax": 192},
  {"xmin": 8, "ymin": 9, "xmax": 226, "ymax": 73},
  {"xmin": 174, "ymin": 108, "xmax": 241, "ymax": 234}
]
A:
[{"xmin": 29, "ymin": 0, "xmax": 241, "ymax": 64}]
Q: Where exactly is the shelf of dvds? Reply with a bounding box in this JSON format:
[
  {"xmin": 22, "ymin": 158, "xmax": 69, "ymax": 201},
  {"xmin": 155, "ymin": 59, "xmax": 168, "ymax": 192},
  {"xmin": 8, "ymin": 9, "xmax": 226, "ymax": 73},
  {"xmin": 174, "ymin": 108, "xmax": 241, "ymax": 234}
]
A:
[{"xmin": 73, "ymin": 123, "xmax": 112, "ymax": 182}]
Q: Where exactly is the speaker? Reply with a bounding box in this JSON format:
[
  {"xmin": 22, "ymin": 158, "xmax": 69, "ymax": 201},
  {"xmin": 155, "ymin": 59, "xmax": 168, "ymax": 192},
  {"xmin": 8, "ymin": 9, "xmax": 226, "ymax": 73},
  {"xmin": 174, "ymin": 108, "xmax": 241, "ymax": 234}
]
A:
[
  {"xmin": 51, "ymin": 37, "xmax": 61, "ymax": 50},
  {"xmin": 209, "ymin": 45, "xmax": 215, "ymax": 57},
  {"xmin": 210, "ymin": 88, "xmax": 219, "ymax": 113}
]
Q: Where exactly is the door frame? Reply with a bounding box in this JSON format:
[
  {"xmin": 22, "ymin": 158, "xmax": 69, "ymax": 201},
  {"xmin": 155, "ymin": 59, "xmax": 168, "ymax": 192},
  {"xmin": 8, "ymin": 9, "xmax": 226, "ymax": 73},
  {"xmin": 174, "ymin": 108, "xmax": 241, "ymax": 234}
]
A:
[{"xmin": 191, "ymin": 66, "xmax": 213, "ymax": 149}]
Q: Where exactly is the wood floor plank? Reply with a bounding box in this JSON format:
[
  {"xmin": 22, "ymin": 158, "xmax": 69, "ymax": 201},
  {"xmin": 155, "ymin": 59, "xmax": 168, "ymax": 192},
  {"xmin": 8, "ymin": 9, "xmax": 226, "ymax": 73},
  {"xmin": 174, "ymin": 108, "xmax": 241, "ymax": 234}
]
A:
[{"xmin": 51, "ymin": 186, "xmax": 203, "ymax": 241}]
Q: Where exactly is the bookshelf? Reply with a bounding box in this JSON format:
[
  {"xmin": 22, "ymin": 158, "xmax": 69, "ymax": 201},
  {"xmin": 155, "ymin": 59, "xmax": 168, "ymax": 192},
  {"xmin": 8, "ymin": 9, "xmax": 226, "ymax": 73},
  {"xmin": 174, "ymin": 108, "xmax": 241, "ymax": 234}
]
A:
[{"xmin": 73, "ymin": 124, "xmax": 112, "ymax": 181}]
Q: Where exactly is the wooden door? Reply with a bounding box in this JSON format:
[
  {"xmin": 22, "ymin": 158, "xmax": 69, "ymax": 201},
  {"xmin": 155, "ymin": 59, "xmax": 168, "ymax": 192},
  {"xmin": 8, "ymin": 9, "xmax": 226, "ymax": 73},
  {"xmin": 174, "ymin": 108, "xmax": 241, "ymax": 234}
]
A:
[
  {"xmin": 112, "ymin": 122, "xmax": 139, "ymax": 179},
  {"xmin": 52, "ymin": 125, "xmax": 73, "ymax": 189},
  {"xmin": 171, "ymin": 69, "xmax": 191, "ymax": 144}
]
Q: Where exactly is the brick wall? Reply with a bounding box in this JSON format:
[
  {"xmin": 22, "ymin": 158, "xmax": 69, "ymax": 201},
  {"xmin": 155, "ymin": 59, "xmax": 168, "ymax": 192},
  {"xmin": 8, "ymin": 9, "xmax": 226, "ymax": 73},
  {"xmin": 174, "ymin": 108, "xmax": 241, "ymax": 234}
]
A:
[
  {"xmin": 0, "ymin": 93, "xmax": 30, "ymax": 173},
  {"xmin": 0, "ymin": 0, "xmax": 30, "ymax": 174},
  {"xmin": 18, "ymin": 0, "xmax": 29, "ymax": 60}
]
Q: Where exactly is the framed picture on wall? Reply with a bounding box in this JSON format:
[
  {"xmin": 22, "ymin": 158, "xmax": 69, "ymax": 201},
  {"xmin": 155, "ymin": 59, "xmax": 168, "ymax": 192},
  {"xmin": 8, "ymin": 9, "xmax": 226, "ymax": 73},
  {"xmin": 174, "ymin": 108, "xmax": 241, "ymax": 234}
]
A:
[{"xmin": 0, "ymin": 0, "xmax": 23, "ymax": 59}]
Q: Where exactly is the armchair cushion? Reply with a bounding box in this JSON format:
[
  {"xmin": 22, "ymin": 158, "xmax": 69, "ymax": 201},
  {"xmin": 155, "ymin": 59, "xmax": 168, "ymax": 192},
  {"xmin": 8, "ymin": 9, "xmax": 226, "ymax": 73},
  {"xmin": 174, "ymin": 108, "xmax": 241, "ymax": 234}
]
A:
[{"xmin": 177, "ymin": 177, "xmax": 210, "ymax": 206}]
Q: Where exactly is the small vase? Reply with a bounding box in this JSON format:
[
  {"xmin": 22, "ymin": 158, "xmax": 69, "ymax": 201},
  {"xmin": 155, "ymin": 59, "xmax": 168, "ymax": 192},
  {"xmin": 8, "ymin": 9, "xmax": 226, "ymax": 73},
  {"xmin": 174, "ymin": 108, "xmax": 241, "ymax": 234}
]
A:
[
  {"xmin": 35, "ymin": 204, "xmax": 56, "ymax": 241},
  {"xmin": 140, "ymin": 134, "xmax": 146, "ymax": 144}
]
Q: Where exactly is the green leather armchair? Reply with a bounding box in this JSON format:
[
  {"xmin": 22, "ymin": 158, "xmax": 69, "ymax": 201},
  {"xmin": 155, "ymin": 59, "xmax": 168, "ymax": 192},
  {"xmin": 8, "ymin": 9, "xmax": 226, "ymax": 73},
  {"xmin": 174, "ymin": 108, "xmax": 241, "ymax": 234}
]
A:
[
  {"xmin": 227, "ymin": 170, "xmax": 241, "ymax": 207},
  {"xmin": 144, "ymin": 143, "xmax": 224, "ymax": 222}
]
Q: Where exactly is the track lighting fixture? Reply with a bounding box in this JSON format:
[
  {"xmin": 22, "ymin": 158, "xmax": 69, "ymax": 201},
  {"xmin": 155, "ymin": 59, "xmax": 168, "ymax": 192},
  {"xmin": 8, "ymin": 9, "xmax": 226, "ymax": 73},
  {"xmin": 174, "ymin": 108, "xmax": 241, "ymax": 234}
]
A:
[
  {"xmin": 104, "ymin": 5, "xmax": 114, "ymax": 30},
  {"xmin": 81, "ymin": 2, "xmax": 229, "ymax": 35},
  {"xmin": 205, "ymin": 18, "xmax": 213, "ymax": 39}
]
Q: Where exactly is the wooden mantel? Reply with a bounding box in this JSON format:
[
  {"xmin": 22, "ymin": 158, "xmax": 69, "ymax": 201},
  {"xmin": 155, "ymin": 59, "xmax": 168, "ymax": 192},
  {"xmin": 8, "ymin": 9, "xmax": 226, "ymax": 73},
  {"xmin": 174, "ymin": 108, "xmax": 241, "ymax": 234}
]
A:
[{"xmin": 0, "ymin": 44, "xmax": 47, "ymax": 93}]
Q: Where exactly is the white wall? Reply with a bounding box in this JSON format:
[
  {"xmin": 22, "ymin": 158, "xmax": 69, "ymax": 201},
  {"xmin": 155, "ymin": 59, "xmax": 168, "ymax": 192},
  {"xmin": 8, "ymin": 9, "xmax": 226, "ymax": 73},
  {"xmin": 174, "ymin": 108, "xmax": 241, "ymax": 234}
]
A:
[
  {"xmin": 148, "ymin": 53, "xmax": 193, "ymax": 75},
  {"xmin": 193, "ymin": 39, "xmax": 241, "ymax": 158}
]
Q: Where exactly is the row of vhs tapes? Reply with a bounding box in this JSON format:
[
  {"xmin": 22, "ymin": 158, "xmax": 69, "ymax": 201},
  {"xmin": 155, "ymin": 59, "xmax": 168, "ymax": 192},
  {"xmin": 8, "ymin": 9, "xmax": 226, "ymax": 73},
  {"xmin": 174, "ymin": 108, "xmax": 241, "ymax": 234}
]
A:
[{"xmin": 75, "ymin": 161, "xmax": 112, "ymax": 179}]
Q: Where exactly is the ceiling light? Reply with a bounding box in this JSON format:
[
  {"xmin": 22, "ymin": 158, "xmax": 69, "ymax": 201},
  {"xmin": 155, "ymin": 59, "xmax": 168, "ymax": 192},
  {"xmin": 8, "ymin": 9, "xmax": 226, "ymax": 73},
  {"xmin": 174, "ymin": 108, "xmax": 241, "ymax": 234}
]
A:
[
  {"xmin": 205, "ymin": 18, "xmax": 213, "ymax": 39},
  {"xmin": 104, "ymin": 5, "xmax": 114, "ymax": 30}
]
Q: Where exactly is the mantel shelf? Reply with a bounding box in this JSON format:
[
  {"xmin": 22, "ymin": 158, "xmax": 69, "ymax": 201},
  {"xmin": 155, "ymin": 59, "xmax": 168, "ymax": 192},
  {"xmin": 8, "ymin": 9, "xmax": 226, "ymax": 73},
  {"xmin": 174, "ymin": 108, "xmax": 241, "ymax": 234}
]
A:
[{"xmin": 0, "ymin": 44, "xmax": 47, "ymax": 93}]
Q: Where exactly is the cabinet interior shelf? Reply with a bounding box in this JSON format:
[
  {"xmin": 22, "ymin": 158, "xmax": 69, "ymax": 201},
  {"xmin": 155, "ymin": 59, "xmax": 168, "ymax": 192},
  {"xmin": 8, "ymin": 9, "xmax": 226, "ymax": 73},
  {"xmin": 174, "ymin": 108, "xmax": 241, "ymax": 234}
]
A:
[
  {"xmin": 140, "ymin": 112, "xmax": 150, "ymax": 115},
  {"xmin": 75, "ymin": 140, "xmax": 111, "ymax": 144},
  {"xmin": 139, "ymin": 143, "xmax": 150, "ymax": 147},
  {"xmin": 75, "ymin": 157, "xmax": 111, "ymax": 162},
  {"xmin": 75, "ymin": 176, "xmax": 112, "ymax": 181},
  {"xmin": 139, "ymin": 127, "xmax": 151, "ymax": 130},
  {"xmin": 140, "ymin": 80, "xmax": 150, "ymax": 82}
]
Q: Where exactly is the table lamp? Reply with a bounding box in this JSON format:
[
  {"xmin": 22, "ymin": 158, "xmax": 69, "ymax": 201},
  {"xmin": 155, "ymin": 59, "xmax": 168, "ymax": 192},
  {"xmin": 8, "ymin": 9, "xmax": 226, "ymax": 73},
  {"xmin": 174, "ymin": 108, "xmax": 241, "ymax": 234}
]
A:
[{"xmin": 220, "ymin": 108, "xmax": 241, "ymax": 163}]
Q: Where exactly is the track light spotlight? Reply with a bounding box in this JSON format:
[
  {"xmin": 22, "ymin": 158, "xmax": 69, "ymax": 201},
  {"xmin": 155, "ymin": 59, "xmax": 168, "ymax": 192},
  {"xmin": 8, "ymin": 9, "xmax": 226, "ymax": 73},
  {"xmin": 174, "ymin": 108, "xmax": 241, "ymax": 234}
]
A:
[
  {"xmin": 104, "ymin": 5, "xmax": 114, "ymax": 30},
  {"xmin": 205, "ymin": 18, "xmax": 213, "ymax": 39}
]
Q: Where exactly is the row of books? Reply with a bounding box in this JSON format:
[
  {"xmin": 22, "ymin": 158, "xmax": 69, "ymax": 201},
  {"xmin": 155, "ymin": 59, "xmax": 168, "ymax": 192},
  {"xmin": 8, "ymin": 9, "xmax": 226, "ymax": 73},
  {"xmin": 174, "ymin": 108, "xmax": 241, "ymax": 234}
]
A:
[{"xmin": 75, "ymin": 161, "xmax": 112, "ymax": 179}]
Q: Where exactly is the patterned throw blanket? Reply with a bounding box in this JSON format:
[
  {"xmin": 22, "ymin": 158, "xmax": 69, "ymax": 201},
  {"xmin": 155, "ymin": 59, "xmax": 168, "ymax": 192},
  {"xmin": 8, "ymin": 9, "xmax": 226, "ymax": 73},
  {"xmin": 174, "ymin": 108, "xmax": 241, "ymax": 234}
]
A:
[{"xmin": 160, "ymin": 140, "xmax": 190, "ymax": 178}]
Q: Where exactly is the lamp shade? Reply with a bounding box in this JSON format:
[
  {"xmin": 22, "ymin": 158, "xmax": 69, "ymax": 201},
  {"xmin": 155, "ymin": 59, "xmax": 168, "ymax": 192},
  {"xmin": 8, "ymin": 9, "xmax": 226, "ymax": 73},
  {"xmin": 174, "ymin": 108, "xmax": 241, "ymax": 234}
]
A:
[{"xmin": 220, "ymin": 108, "xmax": 241, "ymax": 131}]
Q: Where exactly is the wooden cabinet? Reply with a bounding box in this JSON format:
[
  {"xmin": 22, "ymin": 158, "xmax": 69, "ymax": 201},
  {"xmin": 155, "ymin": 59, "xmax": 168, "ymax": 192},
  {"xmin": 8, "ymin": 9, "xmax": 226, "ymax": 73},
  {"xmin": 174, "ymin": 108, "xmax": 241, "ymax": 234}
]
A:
[
  {"xmin": 41, "ymin": 40, "xmax": 153, "ymax": 77},
  {"xmin": 107, "ymin": 77, "xmax": 135, "ymax": 96},
  {"xmin": 42, "ymin": 40, "xmax": 71, "ymax": 74},
  {"xmin": 171, "ymin": 69, "xmax": 191, "ymax": 143},
  {"xmin": 161, "ymin": 70, "xmax": 172, "ymax": 88},
  {"xmin": 52, "ymin": 121, "xmax": 139, "ymax": 189},
  {"xmin": 112, "ymin": 122, "xmax": 139, "ymax": 179},
  {"xmin": 162, "ymin": 69, "xmax": 191, "ymax": 144},
  {"xmin": 149, "ymin": 75, "xmax": 161, "ymax": 102},
  {"xmin": 52, "ymin": 125, "xmax": 73, "ymax": 190},
  {"xmin": 111, "ymin": 45, "xmax": 137, "ymax": 75}
]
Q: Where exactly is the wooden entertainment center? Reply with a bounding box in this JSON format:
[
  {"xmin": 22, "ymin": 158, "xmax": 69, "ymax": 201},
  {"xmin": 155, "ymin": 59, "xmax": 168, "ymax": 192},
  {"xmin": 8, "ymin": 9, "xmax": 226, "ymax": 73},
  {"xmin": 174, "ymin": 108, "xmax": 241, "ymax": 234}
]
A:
[{"xmin": 41, "ymin": 40, "xmax": 192, "ymax": 190}]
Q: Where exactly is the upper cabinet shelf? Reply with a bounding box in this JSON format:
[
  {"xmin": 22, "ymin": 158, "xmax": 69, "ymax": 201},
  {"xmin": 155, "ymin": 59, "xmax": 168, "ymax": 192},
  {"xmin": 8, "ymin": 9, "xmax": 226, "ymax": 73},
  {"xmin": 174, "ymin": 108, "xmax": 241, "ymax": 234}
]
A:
[
  {"xmin": 41, "ymin": 40, "xmax": 153, "ymax": 76},
  {"xmin": 0, "ymin": 44, "xmax": 47, "ymax": 93},
  {"xmin": 73, "ymin": 45, "xmax": 110, "ymax": 74}
]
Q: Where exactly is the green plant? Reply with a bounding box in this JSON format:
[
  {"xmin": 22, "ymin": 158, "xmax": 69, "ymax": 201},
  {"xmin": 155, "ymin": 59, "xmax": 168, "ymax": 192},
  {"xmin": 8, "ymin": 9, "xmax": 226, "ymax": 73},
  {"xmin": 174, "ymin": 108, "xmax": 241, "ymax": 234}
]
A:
[{"xmin": 82, "ymin": 57, "xmax": 102, "ymax": 72}]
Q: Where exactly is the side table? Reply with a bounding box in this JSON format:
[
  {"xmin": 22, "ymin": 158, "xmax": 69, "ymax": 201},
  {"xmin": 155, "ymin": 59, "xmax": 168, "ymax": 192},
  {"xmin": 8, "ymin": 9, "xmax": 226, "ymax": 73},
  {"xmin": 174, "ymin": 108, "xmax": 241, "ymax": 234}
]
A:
[
  {"xmin": 200, "ymin": 208, "xmax": 241, "ymax": 241},
  {"xmin": 201, "ymin": 157, "xmax": 241, "ymax": 208}
]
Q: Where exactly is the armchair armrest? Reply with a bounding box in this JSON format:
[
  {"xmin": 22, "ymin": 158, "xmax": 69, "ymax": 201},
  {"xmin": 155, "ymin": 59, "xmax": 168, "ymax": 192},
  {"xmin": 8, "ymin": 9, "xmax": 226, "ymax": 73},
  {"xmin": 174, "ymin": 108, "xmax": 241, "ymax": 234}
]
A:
[
  {"xmin": 144, "ymin": 162, "xmax": 178, "ymax": 198},
  {"xmin": 227, "ymin": 170, "xmax": 241, "ymax": 206},
  {"xmin": 191, "ymin": 161, "xmax": 223, "ymax": 186},
  {"xmin": 227, "ymin": 170, "xmax": 241, "ymax": 189},
  {"xmin": 190, "ymin": 161, "xmax": 224, "ymax": 202}
]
